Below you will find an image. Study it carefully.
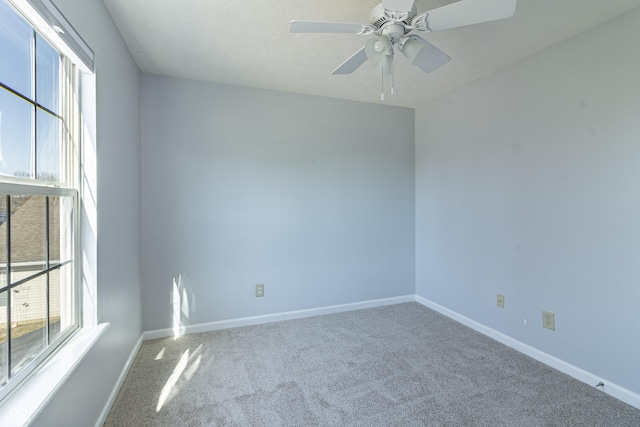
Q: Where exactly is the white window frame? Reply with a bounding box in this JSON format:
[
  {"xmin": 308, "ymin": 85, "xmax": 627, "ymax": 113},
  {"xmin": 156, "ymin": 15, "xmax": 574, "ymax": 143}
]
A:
[
  {"xmin": 0, "ymin": 183, "xmax": 80, "ymax": 402},
  {"xmin": 0, "ymin": 0, "xmax": 97, "ymax": 415}
]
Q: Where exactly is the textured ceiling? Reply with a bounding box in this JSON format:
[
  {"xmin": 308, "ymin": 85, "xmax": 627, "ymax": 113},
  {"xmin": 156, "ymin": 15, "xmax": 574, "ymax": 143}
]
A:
[{"xmin": 102, "ymin": 0, "xmax": 640, "ymax": 108}]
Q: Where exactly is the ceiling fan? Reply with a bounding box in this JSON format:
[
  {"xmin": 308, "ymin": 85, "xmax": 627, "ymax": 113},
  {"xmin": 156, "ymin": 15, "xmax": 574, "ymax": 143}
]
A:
[{"xmin": 290, "ymin": 0, "xmax": 517, "ymax": 99}]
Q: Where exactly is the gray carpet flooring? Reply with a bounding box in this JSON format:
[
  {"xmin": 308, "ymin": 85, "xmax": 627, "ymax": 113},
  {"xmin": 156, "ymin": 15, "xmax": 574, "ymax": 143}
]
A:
[{"xmin": 105, "ymin": 302, "xmax": 640, "ymax": 426}]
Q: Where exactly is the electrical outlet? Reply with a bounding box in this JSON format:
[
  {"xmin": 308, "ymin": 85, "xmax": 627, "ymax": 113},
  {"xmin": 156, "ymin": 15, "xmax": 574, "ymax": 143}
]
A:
[
  {"xmin": 496, "ymin": 294, "xmax": 505, "ymax": 308},
  {"xmin": 542, "ymin": 310, "xmax": 555, "ymax": 330},
  {"xmin": 255, "ymin": 284, "xmax": 264, "ymax": 298}
]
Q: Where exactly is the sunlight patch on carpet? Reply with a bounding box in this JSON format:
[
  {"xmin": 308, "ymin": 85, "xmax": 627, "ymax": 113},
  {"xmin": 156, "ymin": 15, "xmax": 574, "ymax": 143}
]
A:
[
  {"xmin": 156, "ymin": 349, "xmax": 189, "ymax": 412},
  {"xmin": 155, "ymin": 347, "xmax": 165, "ymax": 360}
]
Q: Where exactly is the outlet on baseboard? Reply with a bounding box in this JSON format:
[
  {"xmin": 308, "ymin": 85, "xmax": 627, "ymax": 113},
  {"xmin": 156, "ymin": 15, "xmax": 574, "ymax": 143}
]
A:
[
  {"xmin": 496, "ymin": 294, "xmax": 505, "ymax": 308},
  {"xmin": 542, "ymin": 310, "xmax": 555, "ymax": 330},
  {"xmin": 255, "ymin": 284, "xmax": 264, "ymax": 298}
]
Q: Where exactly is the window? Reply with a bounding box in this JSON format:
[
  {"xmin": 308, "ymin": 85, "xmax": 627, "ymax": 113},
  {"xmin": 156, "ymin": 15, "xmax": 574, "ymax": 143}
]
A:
[{"xmin": 0, "ymin": 0, "xmax": 82, "ymax": 399}]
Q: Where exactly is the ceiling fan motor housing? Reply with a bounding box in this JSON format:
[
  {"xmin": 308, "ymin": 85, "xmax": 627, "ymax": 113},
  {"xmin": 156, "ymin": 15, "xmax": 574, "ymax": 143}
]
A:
[
  {"xmin": 381, "ymin": 24, "xmax": 406, "ymax": 43},
  {"xmin": 370, "ymin": 2, "xmax": 417, "ymax": 44},
  {"xmin": 370, "ymin": 3, "xmax": 416, "ymax": 27}
]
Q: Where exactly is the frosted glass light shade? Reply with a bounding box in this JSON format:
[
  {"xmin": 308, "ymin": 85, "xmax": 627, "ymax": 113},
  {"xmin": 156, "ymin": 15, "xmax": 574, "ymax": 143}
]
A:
[
  {"xmin": 365, "ymin": 35, "xmax": 391, "ymax": 61},
  {"xmin": 399, "ymin": 36, "xmax": 451, "ymax": 74}
]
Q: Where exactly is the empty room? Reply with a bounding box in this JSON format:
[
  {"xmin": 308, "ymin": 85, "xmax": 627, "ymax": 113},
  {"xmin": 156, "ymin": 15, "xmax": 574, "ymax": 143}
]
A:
[{"xmin": 0, "ymin": 0, "xmax": 639, "ymax": 425}]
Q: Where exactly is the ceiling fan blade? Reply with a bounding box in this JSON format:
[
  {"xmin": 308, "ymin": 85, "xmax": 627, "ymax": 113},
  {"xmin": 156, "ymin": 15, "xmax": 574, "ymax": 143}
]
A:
[
  {"xmin": 332, "ymin": 47, "xmax": 368, "ymax": 75},
  {"xmin": 290, "ymin": 21, "xmax": 367, "ymax": 34},
  {"xmin": 382, "ymin": 0, "xmax": 415, "ymax": 13},
  {"xmin": 421, "ymin": 0, "xmax": 516, "ymax": 32},
  {"xmin": 409, "ymin": 38, "xmax": 451, "ymax": 73}
]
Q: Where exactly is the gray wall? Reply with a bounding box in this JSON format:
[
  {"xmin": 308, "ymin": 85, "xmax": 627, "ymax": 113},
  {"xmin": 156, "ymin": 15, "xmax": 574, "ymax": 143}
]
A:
[
  {"xmin": 141, "ymin": 76, "xmax": 415, "ymax": 331},
  {"xmin": 415, "ymin": 8, "xmax": 640, "ymax": 395},
  {"xmin": 32, "ymin": 0, "xmax": 142, "ymax": 425}
]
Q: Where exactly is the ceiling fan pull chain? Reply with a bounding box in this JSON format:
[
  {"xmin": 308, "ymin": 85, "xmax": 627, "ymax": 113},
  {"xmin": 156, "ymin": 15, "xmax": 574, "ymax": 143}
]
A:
[{"xmin": 391, "ymin": 53, "xmax": 395, "ymax": 95}]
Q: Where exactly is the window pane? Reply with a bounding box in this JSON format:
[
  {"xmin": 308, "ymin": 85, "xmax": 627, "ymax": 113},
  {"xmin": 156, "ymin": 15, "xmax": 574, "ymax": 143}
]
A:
[
  {"xmin": 49, "ymin": 195, "xmax": 60, "ymax": 262},
  {"xmin": 0, "ymin": 0, "xmax": 33, "ymax": 97},
  {"xmin": 36, "ymin": 109, "xmax": 61, "ymax": 181},
  {"xmin": 49, "ymin": 263, "xmax": 73, "ymax": 342},
  {"xmin": 10, "ymin": 278, "xmax": 46, "ymax": 377},
  {"xmin": 0, "ymin": 195, "xmax": 6, "ymax": 290},
  {"xmin": 48, "ymin": 195, "xmax": 73, "ymax": 264},
  {"xmin": 48, "ymin": 195, "xmax": 74, "ymax": 342},
  {"xmin": 0, "ymin": 87, "xmax": 34, "ymax": 179},
  {"xmin": 0, "ymin": 196, "xmax": 5, "ymax": 383},
  {"xmin": 10, "ymin": 195, "xmax": 46, "ymax": 275},
  {"xmin": 0, "ymin": 290, "xmax": 7, "ymax": 386},
  {"xmin": 36, "ymin": 34, "xmax": 60, "ymax": 114}
]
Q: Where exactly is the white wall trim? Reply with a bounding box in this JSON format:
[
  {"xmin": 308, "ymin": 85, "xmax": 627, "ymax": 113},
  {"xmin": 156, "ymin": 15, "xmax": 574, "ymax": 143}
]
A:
[
  {"xmin": 94, "ymin": 334, "xmax": 144, "ymax": 427},
  {"xmin": 415, "ymin": 295, "xmax": 640, "ymax": 410},
  {"xmin": 143, "ymin": 295, "xmax": 415, "ymax": 341}
]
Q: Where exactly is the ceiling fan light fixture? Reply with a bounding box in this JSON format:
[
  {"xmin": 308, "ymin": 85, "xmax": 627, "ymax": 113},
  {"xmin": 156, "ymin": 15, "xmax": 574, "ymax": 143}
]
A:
[
  {"xmin": 365, "ymin": 35, "xmax": 391, "ymax": 62},
  {"xmin": 399, "ymin": 36, "xmax": 427, "ymax": 65},
  {"xmin": 399, "ymin": 35, "xmax": 451, "ymax": 73}
]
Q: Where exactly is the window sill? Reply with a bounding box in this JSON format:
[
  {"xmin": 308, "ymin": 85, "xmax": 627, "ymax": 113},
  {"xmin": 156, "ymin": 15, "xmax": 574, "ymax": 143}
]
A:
[{"xmin": 0, "ymin": 323, "xmax": 109, "ymax": 426}]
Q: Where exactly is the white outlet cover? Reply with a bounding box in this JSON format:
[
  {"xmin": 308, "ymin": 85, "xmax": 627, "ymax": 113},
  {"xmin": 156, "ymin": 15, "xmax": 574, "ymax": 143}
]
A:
[{"xmin": 542, "ymin": 311, "xmax": 555, "ymax": 330}]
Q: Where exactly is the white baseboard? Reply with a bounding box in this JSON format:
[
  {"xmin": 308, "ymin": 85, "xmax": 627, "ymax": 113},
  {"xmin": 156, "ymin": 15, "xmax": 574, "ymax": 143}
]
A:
[
  {"xmin": 143, "ymin": 294, "xmax": 415, "ymax": 341},
  {"xmin": 415, "ymin": 295, "xmax": 640, "ymax": 410},
  {"xmin": 95, "ymin": 334, "xmax": 143, "ymax": 427}
]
